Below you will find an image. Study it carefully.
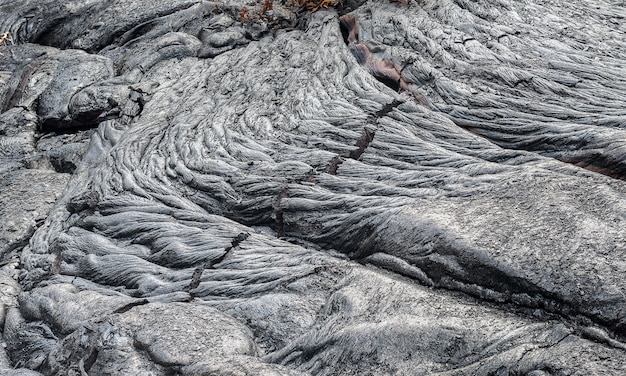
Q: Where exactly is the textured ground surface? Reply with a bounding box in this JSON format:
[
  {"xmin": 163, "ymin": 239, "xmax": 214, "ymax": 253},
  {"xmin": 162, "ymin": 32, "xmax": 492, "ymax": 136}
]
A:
[{"xmin": 1, "ymin": 0, "xmax": 626, "ymax": 374}]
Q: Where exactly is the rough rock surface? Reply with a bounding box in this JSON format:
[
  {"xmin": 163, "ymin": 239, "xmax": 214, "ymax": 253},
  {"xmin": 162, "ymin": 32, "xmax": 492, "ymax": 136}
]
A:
[{"xmin": 1, "ymin": 0, "xmax": 626, "ymax": 374}]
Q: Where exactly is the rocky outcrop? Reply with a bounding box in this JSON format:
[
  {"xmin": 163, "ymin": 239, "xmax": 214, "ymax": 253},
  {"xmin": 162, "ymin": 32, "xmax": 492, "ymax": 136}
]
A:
[{"xmin": 1, "ymin": 0, "xmax": 626, "ymax": 374}]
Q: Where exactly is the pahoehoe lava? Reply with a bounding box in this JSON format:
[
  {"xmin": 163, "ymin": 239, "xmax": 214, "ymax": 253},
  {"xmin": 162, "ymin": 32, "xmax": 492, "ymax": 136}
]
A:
[{"xmin": 1, "ymin": 0, "xmax": 626, "ymax": 375}]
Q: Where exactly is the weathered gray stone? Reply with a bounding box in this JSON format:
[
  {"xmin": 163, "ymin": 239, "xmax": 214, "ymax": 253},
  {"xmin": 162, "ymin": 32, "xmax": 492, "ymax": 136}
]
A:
[{"xmin": 0, "ymin": 169, "xmax": 69, "ymax": 259}]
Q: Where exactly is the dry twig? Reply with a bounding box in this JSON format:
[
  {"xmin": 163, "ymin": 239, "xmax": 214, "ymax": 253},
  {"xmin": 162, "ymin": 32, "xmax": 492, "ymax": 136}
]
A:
[{"xmin": 0, "ymin": 31, "xmax": 14, "ymax": 46}]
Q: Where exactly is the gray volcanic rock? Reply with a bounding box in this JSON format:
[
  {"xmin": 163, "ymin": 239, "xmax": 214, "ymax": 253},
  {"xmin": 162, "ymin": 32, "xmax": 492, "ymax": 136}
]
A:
[
  {"xmin": 0, "ymin": 169, "xmax": 69, "ymax": 259},
  {"xmin": 1, "ymin": 0, "xmax": 626, "ymax": 374}
]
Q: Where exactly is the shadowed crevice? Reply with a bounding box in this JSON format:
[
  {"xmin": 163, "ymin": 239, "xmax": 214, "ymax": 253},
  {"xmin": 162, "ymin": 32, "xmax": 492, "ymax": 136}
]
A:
[
  {"xmin": 348, "ymin": 128, "xmax": 375, "ymax": 160},
  {"xmin": 184, "ymin": 232, "xmax": 250, "ymax": 292}
]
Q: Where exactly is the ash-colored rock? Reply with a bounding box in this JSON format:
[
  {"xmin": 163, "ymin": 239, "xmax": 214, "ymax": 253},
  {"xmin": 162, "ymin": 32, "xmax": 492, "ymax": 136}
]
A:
[
  {"xmin": 0, "ymin": 169, "xmax": 69, "ymax": 259},
  {"xmin": 1, "ymin": 0, "xmax": 626, "ymax": 374}
]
